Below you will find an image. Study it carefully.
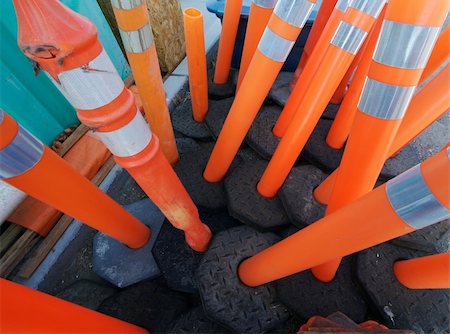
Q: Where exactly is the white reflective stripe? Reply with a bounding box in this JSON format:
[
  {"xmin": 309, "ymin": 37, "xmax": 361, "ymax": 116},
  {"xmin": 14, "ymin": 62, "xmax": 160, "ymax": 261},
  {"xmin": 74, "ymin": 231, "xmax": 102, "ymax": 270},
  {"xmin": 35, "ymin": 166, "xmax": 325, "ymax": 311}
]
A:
[
  {"xmin": 374, "ymin": 20, "xmax": 441, "ymax": 69},
  {"xmin": 58, "ymin": 50, "xmax": 124, "ymax": 110},
  {"xmin": 335, "ymin": 0, "xmax": 352, "ymax": 12},
  {"xmin": 358, "ymin": 78, "xmax": 415, "ymax": 119},
  {"xmin": 110, "ymin": 0, "xmax": 144, "ymax": 10},
  {"xmin": 273, "ymin": 0, "xmax": 315, "ymax": 28},
  {"xmin": 0, "ymin": 122, "xmax": 44, "ymax": 179},
  {"xmin": 258, "ymin": 27, "xmax": 295, "ymax": 62},
  {"xmin": 350, "ymin": 0, "xmax": 386, "ymax": 18},
  {"xmin": 119, "ymin": 23, "xmax": 154, "ymax": 53},
  {"xmin": 94, "ymin": 110, "xmax": 152, "ymax": 157},
  {"xmin": 386, "ymin": 162, "xmax": 450, "ymax": 230},
  {"xmin": 331, "ymin": 21, "xmax": 367, "ymax": 54},
  {"xmin": 253, "ymin": 0, "xmax": 277, "ymax": 8}
]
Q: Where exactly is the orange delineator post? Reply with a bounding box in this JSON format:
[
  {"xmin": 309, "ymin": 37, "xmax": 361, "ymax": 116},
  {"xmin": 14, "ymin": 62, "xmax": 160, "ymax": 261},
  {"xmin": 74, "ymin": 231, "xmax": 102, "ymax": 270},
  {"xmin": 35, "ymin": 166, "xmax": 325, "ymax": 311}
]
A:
[
  {"xmin": 183, "ymin": 8, "xmax": 209, "ymax": 122},
  {"xmin": 0, "ymin": 279, "xmax": 148, "ymax": 333},
  {"xmin": 214, "ymin": 0, "xmax": 244, "ymax": 84},
  {"xmin": 203, "ymin": 0, "xmax": 317, "ymax": 182},
  {"xmin": 290, "ymin": 0, "xmax": 338, "ymax": 91},
  {"xmin": 0, "ymin": 111, "xmax": 150, "ymax": 249},
  {"xmin": 273, "ymin": 0, "xmax": 350, "ymax": 138},
  {"xmin": 326, "ymin": 12, "xmax": 384, "ymax": 149},
  {"xmin": 312, "ymin": 0, "xmax": 448, "ymax": 282},
  {"xmin": 258, "ymin": 1, "xmax": 386, "ymax": 198},
  {"xmin": 111, "ymin": 0, "xmax": 178, "ymax": 165},
  {"xmin": 236, "ymin": 0, "xmax": 277, "ymax": 90},
  {"xmin": 315, "ymin": 63, "xmax": 450, "ymax": 205},
  {"xmin": 393, "ymin": 252, "xmax": 450, "ymax": 289},
  {"xmin": 13, "ymin": 0, "xmax": 211, "ymax": 252},
  {"xmin": 238, "ymin": 147, "xmax": 450, "ymax": 287}
]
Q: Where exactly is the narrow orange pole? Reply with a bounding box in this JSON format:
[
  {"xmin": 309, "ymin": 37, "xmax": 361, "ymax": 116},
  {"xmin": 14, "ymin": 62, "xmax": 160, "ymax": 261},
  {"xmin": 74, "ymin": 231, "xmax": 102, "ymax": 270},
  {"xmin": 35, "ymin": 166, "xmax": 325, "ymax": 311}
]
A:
[
  {"xmin": 1, "ymin": 110, "xmax": 150, "ymax": 249},
  {"xmin": 315, "ymin": 63, "xmax": 450, "ymax": 205},
  {"xmin": 183, "ymin": 8, "xmax": 209, "ymax": 122},
  {"xmin": 14, "ymin": 0, "xmax": 211, "ymax": 252},
  {"xmin": 111, "ymin": 0, "xmax": 178, "ymax": 164},
  {"xmin": 393, "ymin": 253, "xmax": 450, "ymax": 289},
  {"xmin": 237, "ymin": 0, "xmax": 277, "ymax": 90},
  {"xmin": 238, "ymin": 147, "xmax": 450, "ymax": 287},
  {"xmin": 258, "ymin": 1, "xmax": 386, "ymax": 198},
  {"xmin": 326, "ymin": 12, "xmax": 384, "ymax": 149},
  {"xmin": 290, "ymin": 0, "xmax": 338, "ymax": 91},
  {"xmin": 204, "ymin": 0, "xmax": 317, "ymax": 182},
  {"xmin": 312, "ymin": 0, "xmax": 448, "ymax": 282},
  {"xmin": 0, "ymin": 279, "xmax": 148, "ymax": 333},
  {"xmin": 214, "ymin": 0, "xmax": 244, "ymax": 84},
  {"xmin": 273, "ymin": 0, "xmax": 350, "ymax": 138}
]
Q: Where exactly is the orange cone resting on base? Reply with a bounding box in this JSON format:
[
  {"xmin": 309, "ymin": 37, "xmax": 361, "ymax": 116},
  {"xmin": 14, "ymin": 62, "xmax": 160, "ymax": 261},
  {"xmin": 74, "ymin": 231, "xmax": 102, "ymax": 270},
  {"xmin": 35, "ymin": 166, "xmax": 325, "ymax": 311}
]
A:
[
  {"xmin": 238, "ymin": 147, "xmax": 450, "ymax": 287},
  {"xmin": 14, "ymin": 0, "xmax": 212, "ymax": 252},
  {"xmin": 183, "ymin": 8, "xmax": 209, "ymax": 122}
]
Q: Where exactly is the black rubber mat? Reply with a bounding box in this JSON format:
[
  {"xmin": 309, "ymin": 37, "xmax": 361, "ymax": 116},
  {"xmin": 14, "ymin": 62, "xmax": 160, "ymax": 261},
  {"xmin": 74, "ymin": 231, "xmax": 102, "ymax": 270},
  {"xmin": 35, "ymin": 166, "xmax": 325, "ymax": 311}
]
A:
[
  {"xmin": 268, "ymin": 72, "xmax": 292, "ymax": 107},
  {"xmin": 168, "ymin": 306, "xmax": 231, "ymax": 333},
  {"xmin": 171, "ymin": 98, "xmax": 212, "ymax": 140},
  {"xmin": 224, "ymin": 160, "xmax": 291, "ymax": 230},
  {"xmin": 175, "ymin": 137, "xmax": 201, "ymax": 155},
  {"xmin": 204, "ymin": 97, "xmax": 234, "ymax": 139},
  {"xmin": 197, "ymin": 226, "xmax": 290, "ymax": 333},
  {"xmin": 279, "ymin": 165, "xmax": 327, "ymax": 228}
]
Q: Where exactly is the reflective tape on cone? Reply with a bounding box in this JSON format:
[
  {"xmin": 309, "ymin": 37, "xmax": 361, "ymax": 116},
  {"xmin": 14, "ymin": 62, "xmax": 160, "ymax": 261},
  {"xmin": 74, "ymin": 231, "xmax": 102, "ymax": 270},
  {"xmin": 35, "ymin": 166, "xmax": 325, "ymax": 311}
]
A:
[
  {"xmin": 111, "ymin": 0, "xmax": 178, "ymax": 164},
  {"xmin": 258, "ymin": 0, "xmax": 386, "ymax": 198},
  {"xmin": 419, "ymin": 24, "xmax": 450, "ymax": 84},
  {"xmin": 238, "ymin": 147, "xmax": 450, "ymax": 287},
  {"xmin": 204, "ymin": 0, "xmax": 316, "ymax": 182},
  {"xmin": 312, "ymin": 0, "xmax": 448, "ymax": 282}
]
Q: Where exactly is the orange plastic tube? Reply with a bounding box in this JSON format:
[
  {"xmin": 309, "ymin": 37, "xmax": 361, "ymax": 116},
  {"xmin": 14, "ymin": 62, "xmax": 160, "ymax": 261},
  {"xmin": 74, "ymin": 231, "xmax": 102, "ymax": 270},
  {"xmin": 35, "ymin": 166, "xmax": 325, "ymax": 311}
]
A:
[
  {"xmin": 393, "ymin": 253, "xmax": 450, "ymax": 289},
  {"xmin": 183, "ymin": 8, "xmax": 209, "ymax": 122},
  {"xmin": 273, "ymin": 1, "xmax": 347, "ymax": 137},
  {"xmin": 238, "ymin": 148, "xmax": 449, "ymax": 287},
  {"xmin": 315, "ymin": 63, "xmax": 450, "ymax": 205},
  {"xmin": 290, "ymin": 0, "xmax": 338, "ymax": 91},
  {"xmin": 0, "ymin": 279, "xmax": 148, "ymax": 333},
  {"xmin": 237, "ymin": 0, "xmax": 275, "ymax": 89},
  {"xmin": 419, "ymin": 25, "xmax": 450, "ymax": 85},
  {"xmin": 214, "ymin": 0, "xmax": 244, "ymax": 84}
]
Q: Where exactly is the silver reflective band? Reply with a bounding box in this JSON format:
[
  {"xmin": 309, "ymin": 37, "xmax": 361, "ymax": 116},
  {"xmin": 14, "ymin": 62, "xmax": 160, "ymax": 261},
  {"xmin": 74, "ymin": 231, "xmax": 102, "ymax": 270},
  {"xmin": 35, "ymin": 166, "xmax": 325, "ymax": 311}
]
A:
[
  {"xmin": 331, "ymin": 21, "xmax": 367, "ymax": 55},
  {"xmin": 358, "ymin": 78, "xmax": 415, "ymax": 119},
  {"xmin": 258, "ymin": 27, "xmax": 295, "ymax": 62},
  {"xmin": 335, "ymin": 0, "xmax": 352, "ymax": 12},
  {"xmin": 94, "ymin": 110, "xmax": 152, "ymax": 157},
  {"xmin": 350, "ymin": 0, "xmax": 386, "ymax": 18},
  {"xmin": 58, "ymin": 50, "xmax": 125, "ymax": 110},
  {"xmin": 386, "ymin": 164, "xmax": 450, "ymax": 230},
  {"xmin": 119, "ymin": 24, "xmax": 154, "ymax": 53},
  {"xmin": 253, "ymin": 0, "xmax": 277, "ymax": 8},
  {"xmin": 374, "ymin": 20, "xmax": 441, "ymax": 69},
  {"xmin": 110, "ymin": 0, "xmax": 144, "ymax": 10},
  {"xmin": 273, "ymin": 0, "xmax": 315, "ymax": 28},
  {"xmin": 0, "ymin": 125, "xmax": 44, "ymax": 179}
]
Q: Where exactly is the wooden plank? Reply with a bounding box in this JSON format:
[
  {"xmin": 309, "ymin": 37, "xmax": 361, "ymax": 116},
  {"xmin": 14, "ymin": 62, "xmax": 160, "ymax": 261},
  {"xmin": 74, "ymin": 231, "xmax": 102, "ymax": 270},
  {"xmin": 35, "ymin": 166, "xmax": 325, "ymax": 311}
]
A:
[
  {"xmin": 17, "ymin": 157, "xmax": 116, "ymax": 279},
  {"xmin": 0, "ymin": 225, "xmax": 24, "ymax": 254},
  {"xmin": 124, "ymin": 73, "xmax": 135, "ymax": 88},
  {"xmin": 57, "ymin": 124, "xmax": 89, "ymax": 157}
]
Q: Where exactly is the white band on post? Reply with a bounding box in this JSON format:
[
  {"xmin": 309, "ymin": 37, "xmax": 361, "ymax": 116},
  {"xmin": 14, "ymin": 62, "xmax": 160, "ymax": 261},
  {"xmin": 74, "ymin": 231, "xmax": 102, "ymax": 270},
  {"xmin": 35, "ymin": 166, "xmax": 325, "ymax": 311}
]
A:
[
  {"xmin": 119, "ymin": 23, "xmax": 154, "ymax": 53},
  {"xmin": 331, "ymin": 21, "xmax": 367, "ymax": 55},
  {"xmin": 273, "ymin": 0, "xmax": 315, "ymax": 28},
  {"xmin": 110, "ymin": 0, "xmax": 144, "ymax": 10},
  {"xmin": 258, "ymin": 28, "xmax": 295, "ymax": 62}
]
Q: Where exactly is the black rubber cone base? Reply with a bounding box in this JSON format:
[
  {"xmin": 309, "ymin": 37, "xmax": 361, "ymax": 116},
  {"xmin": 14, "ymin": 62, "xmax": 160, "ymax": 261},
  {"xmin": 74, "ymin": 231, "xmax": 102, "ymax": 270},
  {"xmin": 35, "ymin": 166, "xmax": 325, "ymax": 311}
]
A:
[
  {"xmin": 322, "ymin": 103, "xmax": 339, "ymax": 120},
  {"xmin": 204, "ymin": 97, "xmax": 234, "ymax": 139},
  {"xmin": 276, "ymin": 256, "xmax": 368, "ymax": 323},
  {"xmin": 268, "ymin": 72, "xmax": 293, "ymax": 107},
  {"xmin": 224, "ymin": 160, "xmax": 290, "ymax": 230},
  {"xmin": 246, "ymin": 105, "xmax": 282, "ymax": 160},
  {"xmin": 176, "ymin": 137, "xmax": 201, "ymax": 155},
  {"xmin": 197, "ymin": 226, "xmax": 291, "ymax": 333},
  {"xmin": 168, "ymin": 306, "xmax": 231, "ymax": 333},
  {"xmin": 208, "ymin": 69, "xmax": 237, "ymax": 100},
  {"xmin": 279, "ymin": 165, "xmax": 326, "ymax": 228},
  {"xmin": 357, "ymin": 243, "xmax": 450, "ymax": 334},
  {"xmin": 171, "ymin": 98, "xmax": 212, "ymax": 140},
  {"xmin": 174, "ymin": 143, "xmax": 227, "ymax": 211},
  {"xmin": 92, "ymin": 199, "xmax": 164, "ymax": 288}
]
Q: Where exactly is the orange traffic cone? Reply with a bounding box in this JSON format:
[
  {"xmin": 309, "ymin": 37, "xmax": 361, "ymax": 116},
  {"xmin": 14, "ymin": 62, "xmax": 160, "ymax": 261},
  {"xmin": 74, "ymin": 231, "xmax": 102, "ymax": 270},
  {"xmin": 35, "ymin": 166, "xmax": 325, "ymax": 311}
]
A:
[
  {"xmin": 238, "ymin": 146, "xmax": 450, "ymax": 287},
  {"xmin": 393, "ymin": 253, "xmax": 450, "ymax": 289},
  {"xmin": 111, "ymin": 0, "xmax": 178, "ymax": 164},
  {"xmin": 258, "ymin": 0, "xmax": 387, "ymax": 198},
  {"xmin": 14, "ymin": 0, "xmax": 211, "ymax": 252},
  {"xmin": 0, "ymin": 279, "xmax": 148, "ymax": 333},
  {"xmin": 183, "ymin": 8, "xmax": 209, "ymax": 122},
  {"xmin": 312, "ymin": 0, "xmax": 448, "ymax": 282},
  {"xmin": 315, "ymin": 63, "xmax": 450, "ymax": 205},
  {"xmin": 236, "ymin": 0, "xmax": 277, "ymax": 90},
  {"xmin": 1, "ymin": 110, "xmax": 150, "ymax": 249},
  {"xmin": 214, "ymin": 0, "xmax": 244, "ymax": 84}
]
